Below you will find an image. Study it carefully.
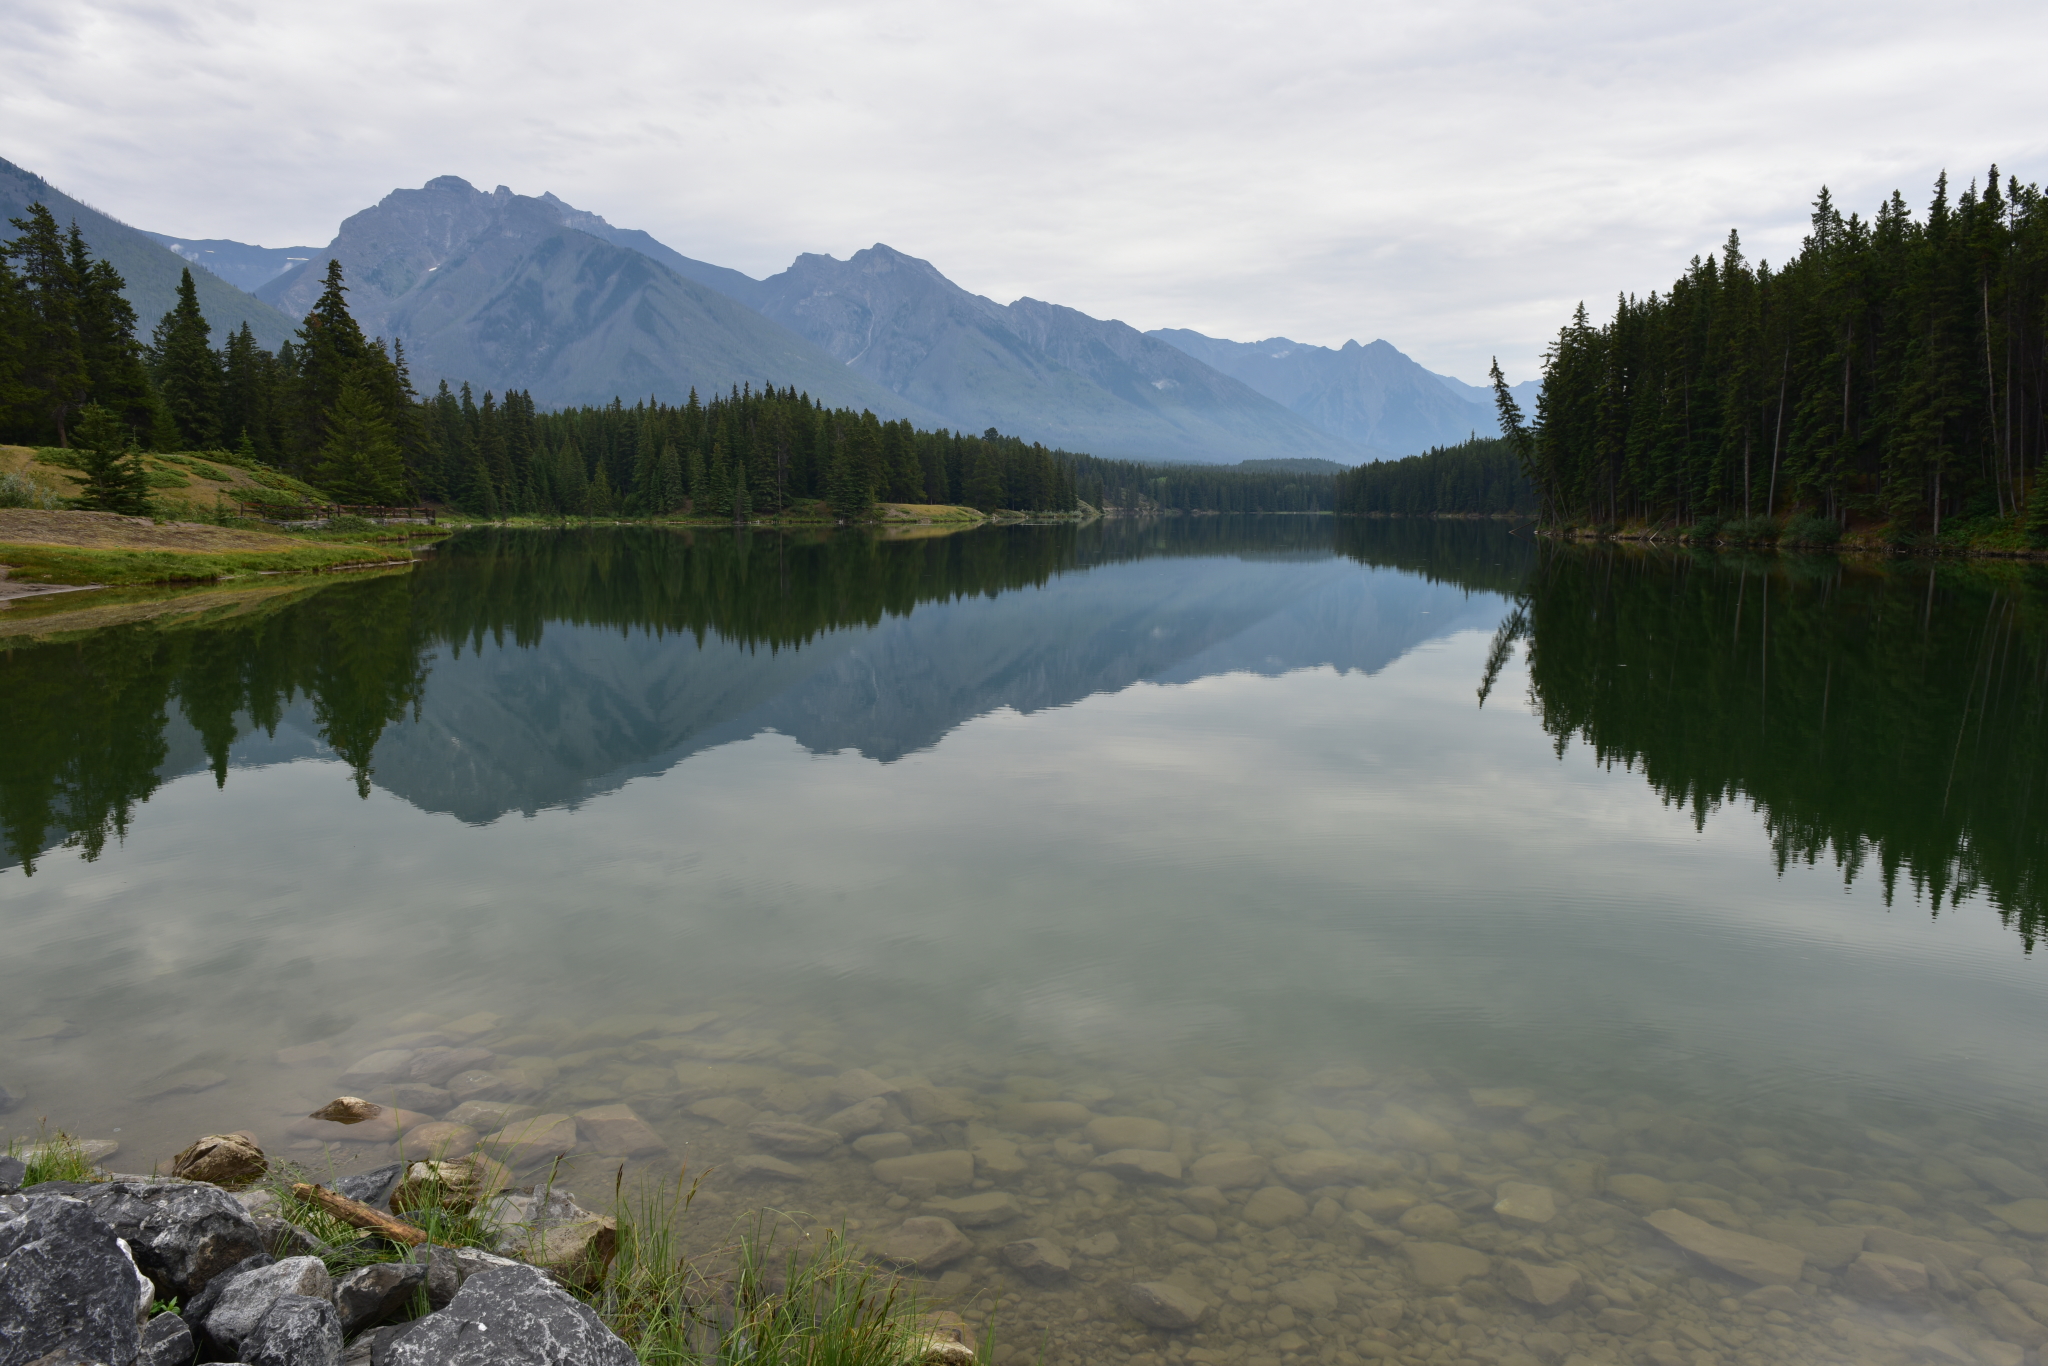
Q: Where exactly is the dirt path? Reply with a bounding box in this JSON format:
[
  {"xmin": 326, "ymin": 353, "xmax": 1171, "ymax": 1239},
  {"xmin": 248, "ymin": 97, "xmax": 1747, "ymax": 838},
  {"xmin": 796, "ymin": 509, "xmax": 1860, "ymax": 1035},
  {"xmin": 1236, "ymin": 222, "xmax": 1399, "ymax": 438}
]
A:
[{"xmin": 0, "ymin": 508, "xmax": 308, "ymax": 552}]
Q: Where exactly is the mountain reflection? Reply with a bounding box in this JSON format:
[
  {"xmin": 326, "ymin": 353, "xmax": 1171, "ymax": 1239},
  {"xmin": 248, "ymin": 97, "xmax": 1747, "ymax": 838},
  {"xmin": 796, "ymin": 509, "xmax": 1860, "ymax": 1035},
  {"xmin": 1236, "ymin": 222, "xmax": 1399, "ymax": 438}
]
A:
[
  {"xmin": 1512, "ymin": 543, "xmax": 2048, "ymax": 947},
  {"xmin": 0, "ymin": 519, "xmax": 1521, "ymax": 870}
]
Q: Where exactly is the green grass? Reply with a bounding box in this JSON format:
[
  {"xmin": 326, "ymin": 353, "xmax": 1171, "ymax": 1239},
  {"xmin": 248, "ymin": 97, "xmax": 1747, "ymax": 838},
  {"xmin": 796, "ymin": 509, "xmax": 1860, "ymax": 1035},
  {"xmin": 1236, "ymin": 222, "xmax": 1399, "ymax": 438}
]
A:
[
  {"xmin": 0, "ymin": 540, "xmax": 418, "ymax": 586},
  {"xmin": 582, "ymin": 1173, "xmax": 951, "ymax": 1366},
  {"xmin": 7, "ymin": 1128, "xmax": 103, "ymax": 1185}
]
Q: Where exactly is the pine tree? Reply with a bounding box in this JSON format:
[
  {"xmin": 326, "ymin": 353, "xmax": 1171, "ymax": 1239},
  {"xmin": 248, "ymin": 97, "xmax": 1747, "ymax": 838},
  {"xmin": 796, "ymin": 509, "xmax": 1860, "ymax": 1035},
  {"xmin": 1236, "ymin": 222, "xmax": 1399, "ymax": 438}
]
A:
[
  {"xmin": 67, "ymin": 226, "xmax": 157, "ymax": 438},
  {"xmin": 4, "ymin": 204, "xmax": 87, "ymax": 444},
  {"xmin": 826, "ymin": 429, "xmax": 873, "ymax": 519},
  {"xmin": 653, "ymin": 443, "xmax": 684, "ymax": 514},
  {"xmin": 152, "ymin": 269, "xmax": 220, "ymax": 447},
  {"xmin": 72, "ymin": 404, "xmax": 151, "ymax": 514},
  {"xmin": 316, "ymin": 377, "xmax": 408, "ymax": 505}
]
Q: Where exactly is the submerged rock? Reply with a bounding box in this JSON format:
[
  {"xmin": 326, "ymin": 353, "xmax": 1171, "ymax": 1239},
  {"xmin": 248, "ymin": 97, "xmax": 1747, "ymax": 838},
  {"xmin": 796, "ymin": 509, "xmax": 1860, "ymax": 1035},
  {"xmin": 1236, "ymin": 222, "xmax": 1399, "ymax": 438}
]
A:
[
  {"xmin": 999, "ymin": 1237, "xmax": 1071, "ymax": 1285},
  {"xmin": 1124, "ymin": 1281, "xmax": 1207, "ymax": 1330},
  {"xmin": 1645, "ymin": 1208, "xmax": 1804, "ymax": 1285},
  {"xmin": 923, "ymin": 1191, "xmax": 1022, "ymax": 1227},
  {"xmin": 872, "ymin": 1150, "xmax": 974, "ymax": 1190},
  {"xmin": 874, "ymin": 1217, "xmax": 973, "ymax": 1270},
  {"xmin": 747, "ymin": 1120, "xmax": 841, "ymax": 1155},
  {"xmin": 1402, "ymin": 1242, "xmax": 1490, "ymax": 1288}
]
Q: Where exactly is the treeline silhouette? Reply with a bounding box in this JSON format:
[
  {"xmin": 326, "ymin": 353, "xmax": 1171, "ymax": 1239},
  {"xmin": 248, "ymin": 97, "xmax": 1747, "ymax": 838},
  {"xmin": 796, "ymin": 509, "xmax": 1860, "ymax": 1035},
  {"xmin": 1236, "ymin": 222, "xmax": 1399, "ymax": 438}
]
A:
[
  {"xmin": 1511, "ymin": 544, "xmax": 2048, "ymax": 944},
  {"xmin": 4, "ymin": 212, "xmax": 1354, "ymax": 519},
  {"xmin": 1334, "ymin": 436, "xmax": 1536, "ymax": 516},
  {"xmin": 1523, "ymin": 169, "xmax": 2048, "ymax": 539},
  {"xmin": 1061, "ymin": 454, "xmax": 1337, "ymax": 513}
]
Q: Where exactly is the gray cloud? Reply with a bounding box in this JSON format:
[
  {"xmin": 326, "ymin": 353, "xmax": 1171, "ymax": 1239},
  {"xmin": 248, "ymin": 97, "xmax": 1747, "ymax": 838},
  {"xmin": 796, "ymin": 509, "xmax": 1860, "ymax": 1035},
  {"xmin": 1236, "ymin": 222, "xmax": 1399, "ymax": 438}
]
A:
[{"xmin": 3, "ymin": 0, "xmax": 2043, "ymax": 384}]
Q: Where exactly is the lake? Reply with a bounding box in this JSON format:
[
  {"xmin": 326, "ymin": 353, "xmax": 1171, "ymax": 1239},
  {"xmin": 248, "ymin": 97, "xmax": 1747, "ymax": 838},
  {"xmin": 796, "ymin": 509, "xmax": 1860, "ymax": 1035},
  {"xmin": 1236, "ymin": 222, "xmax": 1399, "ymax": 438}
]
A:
[{"xmin": 5, "ymin": 518, "xmax": 2048, "ymax": 1366}]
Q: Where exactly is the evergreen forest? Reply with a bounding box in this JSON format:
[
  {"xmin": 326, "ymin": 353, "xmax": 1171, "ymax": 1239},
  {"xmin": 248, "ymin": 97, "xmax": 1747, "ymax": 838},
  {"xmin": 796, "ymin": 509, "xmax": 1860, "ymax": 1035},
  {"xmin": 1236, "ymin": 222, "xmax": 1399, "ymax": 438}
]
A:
[
  {"xmin": 1508, "ymin": 168, "xmax": 2048, "ymax": 543},
  {"xmin": 1333, "ymin": 435, "xmax": 1535, "ymax": 516},
  {"xmin": 3, "ymin": 200, "xmax": 1346, "ymax": 520}
]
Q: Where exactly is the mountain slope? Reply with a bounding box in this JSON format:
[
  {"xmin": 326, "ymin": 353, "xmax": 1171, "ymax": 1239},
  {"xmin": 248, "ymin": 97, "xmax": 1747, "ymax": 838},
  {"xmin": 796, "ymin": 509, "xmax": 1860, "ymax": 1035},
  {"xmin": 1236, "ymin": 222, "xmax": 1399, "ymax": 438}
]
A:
[
  {"xmin": 0, "ymin": 156, "xmax": 296, "ymax": 349},
  {"xmin": 140, "ymin": 232, "xmax": 323, "ymax": 293},
  {"xmin": 742, "ymin": 245, "xmax": 1367, "ymax": 464},
  {"xmin": 1147, "ymin": 330, "xmax": 1515, "ymax": 457},
  {"xmin": 251, "ymin": 179, "xmax": 941, "ymax": 417}
]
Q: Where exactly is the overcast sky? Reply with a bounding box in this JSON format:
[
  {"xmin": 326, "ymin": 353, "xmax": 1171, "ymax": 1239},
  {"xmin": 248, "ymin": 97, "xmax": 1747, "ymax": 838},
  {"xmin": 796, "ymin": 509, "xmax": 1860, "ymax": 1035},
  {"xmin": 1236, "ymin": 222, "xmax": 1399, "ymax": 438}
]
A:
[{"xmin": 5, "ymin": 0, "xmax": 2045, "ymax": 383}]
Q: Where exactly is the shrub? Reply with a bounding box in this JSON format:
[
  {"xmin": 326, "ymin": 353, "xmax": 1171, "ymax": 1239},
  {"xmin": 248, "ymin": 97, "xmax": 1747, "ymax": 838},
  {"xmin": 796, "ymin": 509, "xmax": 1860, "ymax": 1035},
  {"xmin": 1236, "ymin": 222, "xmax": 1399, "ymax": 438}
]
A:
[
  {"xmin": 0, "ymin": 471, "xmax": 62, "ymax": 509},
  {"xmin": 1781, "ymin": 513, "xmax": 1841, "ymax": 546},
  {"xmin": 1722, "ymin": 515, "xmax": 1780, "ymax": 544},
  {"xmin": 1686, "ymin": 516, "xmax": 1724, "ymax": 542}
]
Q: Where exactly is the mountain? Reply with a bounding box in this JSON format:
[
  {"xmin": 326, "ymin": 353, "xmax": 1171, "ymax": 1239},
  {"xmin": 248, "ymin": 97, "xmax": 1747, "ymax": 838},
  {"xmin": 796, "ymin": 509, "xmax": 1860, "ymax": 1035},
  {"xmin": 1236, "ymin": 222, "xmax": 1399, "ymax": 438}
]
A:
[
  {"xmin": 140, "ymin": 232, "xmax": 323, "ymax": 292},
  {"xmin": 1431, "ymin": 368, "xmax": 1542, "ymax": 420},
  {"xmin": 530, "ymin": 193, "xmax": 768, "ymax": 308},
  {"xmin": 0, "ymin": 155, "xmax": 296, "ymax": 349},
  {"xmin": 1146, "ymin": 330, "xmax": 1524, "ymax": 457},
  {"xmin": 251, "ymin": 178, "xmax": 941, "ymax": 417},
  {"xmin": 703, "ymin": 244, "xmax": 1367, "ymax": 465}
]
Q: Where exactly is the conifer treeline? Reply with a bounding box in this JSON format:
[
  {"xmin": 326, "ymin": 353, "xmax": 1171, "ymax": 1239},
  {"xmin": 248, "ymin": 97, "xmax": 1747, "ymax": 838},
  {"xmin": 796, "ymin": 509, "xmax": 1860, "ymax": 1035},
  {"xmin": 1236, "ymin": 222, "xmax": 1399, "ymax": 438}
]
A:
[
  {"xmin": 5, "ymin": 202, "xmax": 1364, "ymax": 517},
  {"xmin": 1518, "ymin": 169, "xmax": 2048, "ymax": 536},
  {"xmin": 1, "ymin": 206, "xmax": 1081, "ymax": 515},
  {"xmin": 1060, "ymin": 455, "xmax": 1335, "ymax": 512},
  {"xmin": 1333, "ymin": 436, "xmax": 1535, "ymax": 516}
]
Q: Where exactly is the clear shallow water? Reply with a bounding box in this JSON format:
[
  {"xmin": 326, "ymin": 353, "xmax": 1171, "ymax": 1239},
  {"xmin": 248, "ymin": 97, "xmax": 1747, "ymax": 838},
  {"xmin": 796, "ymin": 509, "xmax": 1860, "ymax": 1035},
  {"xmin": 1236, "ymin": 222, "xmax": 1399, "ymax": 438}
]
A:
[{"xmin": 5, "ymin": 520, "xmax": 2048, "ymax": 1366}]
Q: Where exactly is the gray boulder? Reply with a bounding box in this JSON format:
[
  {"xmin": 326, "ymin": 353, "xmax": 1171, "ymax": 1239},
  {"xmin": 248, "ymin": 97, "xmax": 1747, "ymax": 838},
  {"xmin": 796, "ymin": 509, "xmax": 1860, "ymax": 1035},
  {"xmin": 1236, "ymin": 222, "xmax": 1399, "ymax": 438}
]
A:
[
  {"xmin": 0, "ymin": 1157, "xmax": 24, "ymax": 1193},
  {"xmin": 334, "ymin": 1262, "xmax": 427, "ymax": 1335},
  {"xmin": 242, "ymin": 1294, "xmax": 343, "ymax": 1366},
  {"xmin": 336, "ymin": 1165, "xmax": 406, "ymax": 1211},
  {"xmin": 138, "ymin": 1311, "xmax": 194, "ymax": 1366},
  {"xmin": 191, "ymin": 1255, "xmax": 331, "ymax": 1359},
  {"xmin": 76, "ymin": 1182, "xmax": 267, "ymax": 1301},
  {"xmin": 0, "ymin": 1192, "xmax": 151, "ymax": 1366},
  {"xmin": 385, "ymin": 1264, "xmax": 636, "ymax": 1365}
]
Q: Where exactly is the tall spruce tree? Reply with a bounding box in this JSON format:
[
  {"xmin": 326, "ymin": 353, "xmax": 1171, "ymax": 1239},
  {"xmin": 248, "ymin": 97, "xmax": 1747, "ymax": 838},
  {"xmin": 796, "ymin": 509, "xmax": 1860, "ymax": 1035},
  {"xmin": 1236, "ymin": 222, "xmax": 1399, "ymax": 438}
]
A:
[
  {"xmin": 5, "ymin": 205, "xmax": 87, "ymax": 444},
  {"xmin": 152, "ymin": 269, "xmax": 220, "ymax": 447},
  {"xmin": 316, "ymin": 376, "xmax": 408, "ymax": 504}
]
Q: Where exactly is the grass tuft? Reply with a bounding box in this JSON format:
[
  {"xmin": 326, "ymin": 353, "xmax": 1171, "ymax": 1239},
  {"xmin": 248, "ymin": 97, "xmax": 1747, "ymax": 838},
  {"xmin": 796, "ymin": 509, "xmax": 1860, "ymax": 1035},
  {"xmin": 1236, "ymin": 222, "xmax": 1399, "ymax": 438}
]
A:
[{"xmin": 7, "ymin": 1126, "xmax": 103, "ymax": 1186}]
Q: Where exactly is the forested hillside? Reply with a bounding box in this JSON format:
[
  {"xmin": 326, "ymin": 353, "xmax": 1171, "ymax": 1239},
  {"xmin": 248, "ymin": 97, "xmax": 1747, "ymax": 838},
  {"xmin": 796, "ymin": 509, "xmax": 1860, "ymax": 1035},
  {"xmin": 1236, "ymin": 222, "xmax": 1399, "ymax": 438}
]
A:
[
  {"xmin": 1062, "ymin": 454, "xmax": 1335, "ymax": 513},
  {"xmin": 1518, "ymin": 167, "xmax": 2048, "ymax": 542},
  {"xmin": 2, "ymin": 201, "xmax": 1381, "ymax": 520},
  {"xmin": 0, "ymin": 208, "xmax": 1080, "ymax": 515},
  {"xmin": 1334, "ymin": 436, "xmax": 1534, "ymax": 515}
]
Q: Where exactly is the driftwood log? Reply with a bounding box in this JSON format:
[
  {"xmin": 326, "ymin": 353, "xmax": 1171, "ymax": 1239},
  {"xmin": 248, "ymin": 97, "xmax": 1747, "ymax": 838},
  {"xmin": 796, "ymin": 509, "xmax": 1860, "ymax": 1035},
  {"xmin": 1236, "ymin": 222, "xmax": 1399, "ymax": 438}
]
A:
[{"xmin": 290, "ymin": 1182, "xmax": 427, "ymax": 1246}]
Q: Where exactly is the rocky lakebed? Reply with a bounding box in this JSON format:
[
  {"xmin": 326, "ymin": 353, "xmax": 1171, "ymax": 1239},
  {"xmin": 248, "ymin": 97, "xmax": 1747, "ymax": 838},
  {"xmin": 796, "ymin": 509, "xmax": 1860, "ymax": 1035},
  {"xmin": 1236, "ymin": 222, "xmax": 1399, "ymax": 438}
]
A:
[{"xmin": 12, "ymin": 1006, "xmax": 2048, "ymax": 1365}]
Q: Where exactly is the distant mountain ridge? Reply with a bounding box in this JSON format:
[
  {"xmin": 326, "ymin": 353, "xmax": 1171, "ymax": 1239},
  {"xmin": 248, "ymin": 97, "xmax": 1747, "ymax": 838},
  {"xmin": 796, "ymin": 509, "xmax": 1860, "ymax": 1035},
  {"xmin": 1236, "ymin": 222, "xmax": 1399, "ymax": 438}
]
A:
[
  {"xmin": 140, "ymin": 232, "xmax": 323, "ymax": 293},
  {"xmin": 734, "ymin": 244, "xmax": 1368, "ymax": 465},
  {"xmin": 1147, "ymin": 330, "xmax": 1539, "ymax": 456},
  {"xmin": 250, "ymin": 178, "xmax": 939, "ymax": 418},
  {"xmin": 8, "ymin": 153, "xmax": 1540, "ymax": 464},
  {"xmin": 0, "ymin": 155, "xmax": 295, "ymax": 349}
]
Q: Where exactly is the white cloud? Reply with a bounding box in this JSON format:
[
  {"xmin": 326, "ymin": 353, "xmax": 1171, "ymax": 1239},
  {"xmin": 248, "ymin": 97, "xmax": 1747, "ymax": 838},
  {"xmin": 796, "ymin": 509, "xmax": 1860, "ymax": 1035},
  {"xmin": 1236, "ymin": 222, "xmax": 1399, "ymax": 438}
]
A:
[{"xmin": 3, "ymin": 0, "xmax": 2043, "ymax": 382}]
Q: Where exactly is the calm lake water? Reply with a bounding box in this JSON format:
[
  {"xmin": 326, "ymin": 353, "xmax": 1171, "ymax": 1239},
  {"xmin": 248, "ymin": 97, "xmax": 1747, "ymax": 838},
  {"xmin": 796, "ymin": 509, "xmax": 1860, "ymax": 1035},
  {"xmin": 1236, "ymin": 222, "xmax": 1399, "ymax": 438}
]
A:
[{"xmin": 5, "ymin": 518, "xmax": 2048, "ymax": 1366}]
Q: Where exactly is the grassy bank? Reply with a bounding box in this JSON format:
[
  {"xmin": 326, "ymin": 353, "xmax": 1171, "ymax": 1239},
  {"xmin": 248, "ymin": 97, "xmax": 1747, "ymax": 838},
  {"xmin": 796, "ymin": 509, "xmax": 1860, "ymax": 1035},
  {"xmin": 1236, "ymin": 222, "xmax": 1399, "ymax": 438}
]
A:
[
  {"xmin": 0, "ymin": 509, "xmax": 431, "ymax": 586},
  {"xmin": 11, "ymin": 1131, "xmax": 974, "ymax": 1366}
]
